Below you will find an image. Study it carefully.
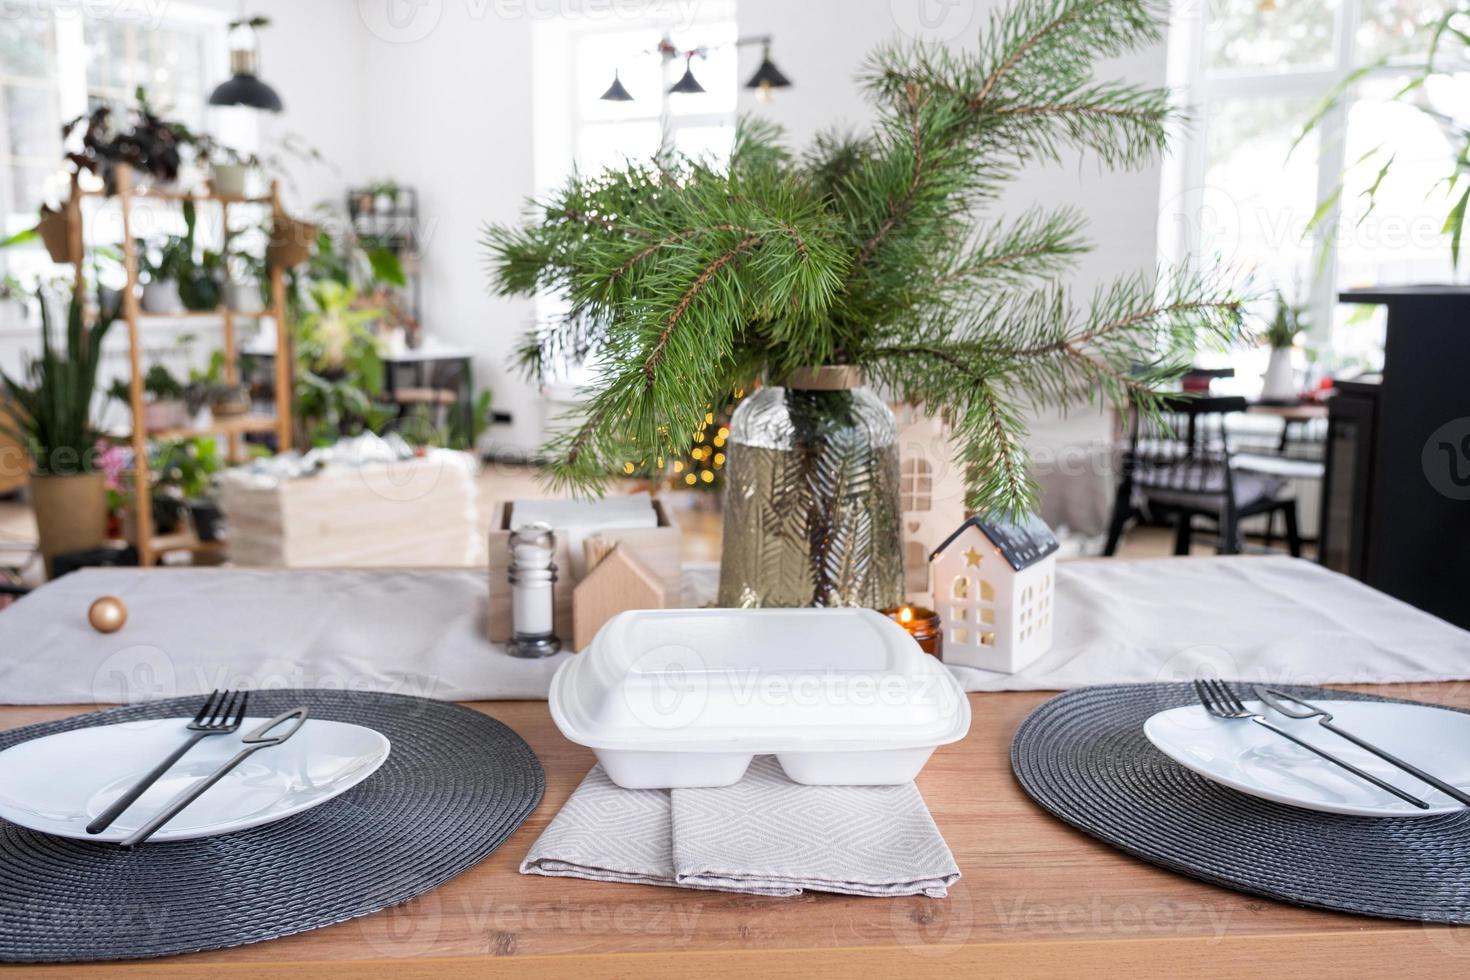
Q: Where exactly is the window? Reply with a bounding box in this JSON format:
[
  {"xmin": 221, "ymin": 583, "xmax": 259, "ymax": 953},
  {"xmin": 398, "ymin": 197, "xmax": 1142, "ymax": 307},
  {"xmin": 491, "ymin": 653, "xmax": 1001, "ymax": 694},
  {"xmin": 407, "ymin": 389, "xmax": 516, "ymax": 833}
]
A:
[
  {"xmin": 529, "ymin": 3, "xmax": 738, "ymax": 388},
  {"xmin": 1164, "ymin": 1, "xmax": 1456, "ymax": 381},
  {"xmin": 0, "ymin": 3, "xmax": 228, "ymax": 287}
]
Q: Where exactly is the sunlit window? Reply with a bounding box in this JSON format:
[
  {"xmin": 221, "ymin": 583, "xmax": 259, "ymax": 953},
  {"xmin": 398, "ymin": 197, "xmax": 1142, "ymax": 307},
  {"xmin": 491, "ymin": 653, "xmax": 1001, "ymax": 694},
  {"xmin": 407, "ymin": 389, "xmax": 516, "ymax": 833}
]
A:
[
  {"xmin": 529, "ymin": 4, "xmax": 737, "ymax": 389},
  {"xmin": 1165, "ymin": 0, "xmax": 1458, "ymax": 383},
  {"xmin": 0, "ymin": 4, "xmax": 226, "ymax": 291}
]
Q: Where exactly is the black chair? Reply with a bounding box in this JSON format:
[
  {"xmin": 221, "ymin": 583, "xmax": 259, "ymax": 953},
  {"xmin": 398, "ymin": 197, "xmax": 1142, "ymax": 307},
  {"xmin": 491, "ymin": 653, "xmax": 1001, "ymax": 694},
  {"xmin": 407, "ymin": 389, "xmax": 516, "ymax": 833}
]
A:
[{"xmin": 1103, "ymin": 395, "xmax": 1302, "ymax": 557}]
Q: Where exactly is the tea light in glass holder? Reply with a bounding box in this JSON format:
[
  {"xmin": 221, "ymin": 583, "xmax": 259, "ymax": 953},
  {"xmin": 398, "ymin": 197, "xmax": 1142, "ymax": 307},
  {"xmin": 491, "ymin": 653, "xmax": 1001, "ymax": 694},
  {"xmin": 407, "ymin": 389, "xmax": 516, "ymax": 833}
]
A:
[{"xmin": 882, "ymin": 604, "xmax": 941, "ymax": 656}]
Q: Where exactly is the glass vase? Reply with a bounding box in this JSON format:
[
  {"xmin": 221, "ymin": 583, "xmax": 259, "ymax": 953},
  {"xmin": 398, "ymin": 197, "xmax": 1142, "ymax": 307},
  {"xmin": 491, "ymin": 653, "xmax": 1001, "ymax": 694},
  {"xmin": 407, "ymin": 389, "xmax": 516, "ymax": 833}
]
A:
[{"xmin": 717, "ymin": 368, "xmax": 904, "ymax": 608}]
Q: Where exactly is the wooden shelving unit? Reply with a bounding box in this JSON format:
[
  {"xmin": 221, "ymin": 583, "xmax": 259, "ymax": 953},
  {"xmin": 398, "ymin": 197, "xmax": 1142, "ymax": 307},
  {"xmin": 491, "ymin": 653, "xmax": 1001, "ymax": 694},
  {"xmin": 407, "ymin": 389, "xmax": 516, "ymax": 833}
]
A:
[{"xmin": 67, "ymin": 162, "xmax": 294, "ymax": 567}]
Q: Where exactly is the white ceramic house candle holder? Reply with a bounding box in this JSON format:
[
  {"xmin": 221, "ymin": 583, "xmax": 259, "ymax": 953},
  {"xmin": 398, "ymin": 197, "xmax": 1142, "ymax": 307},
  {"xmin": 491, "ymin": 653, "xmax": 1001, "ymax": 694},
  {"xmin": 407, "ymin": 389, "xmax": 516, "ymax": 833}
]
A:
[{"xmin": 929, "ymin": 514, "xmax": 1059, "ymax": 674}]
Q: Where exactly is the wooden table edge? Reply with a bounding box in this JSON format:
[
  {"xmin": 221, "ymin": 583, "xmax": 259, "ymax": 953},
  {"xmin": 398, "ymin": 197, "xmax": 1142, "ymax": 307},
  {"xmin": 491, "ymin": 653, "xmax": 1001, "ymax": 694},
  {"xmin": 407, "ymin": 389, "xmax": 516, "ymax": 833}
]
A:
[{"xmin": 7, "ymin": 927, "xmax": 1469, "ymax": 977}]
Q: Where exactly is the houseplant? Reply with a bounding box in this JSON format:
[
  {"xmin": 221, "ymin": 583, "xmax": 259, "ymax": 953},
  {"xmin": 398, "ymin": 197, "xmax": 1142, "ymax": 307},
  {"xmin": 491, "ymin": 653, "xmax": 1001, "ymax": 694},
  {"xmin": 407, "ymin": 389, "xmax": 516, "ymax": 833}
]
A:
[
  {"xmin": 1261, "ymin": 290, "xmax": 1305, "ymax": 403},
  {"xmin": 63, "ymin": 87, "xmax": 194, "ymax": 194},
  {"xmin": 154, "ymin": 437, "xmax": 225, "ymax": 541},
  {"xmin": 1300, "ymin": 5, "xmax": 1470, "ymax": 269},
  {"xmin": 139, "ymin": 202, "xmax": 221, "ymax": 313},
  {"xmin": 0, "ymin": 286, "xmax": 119, "ymax": 572},
  {"xmin": 195, "ymin": 136, "xmax": 260, "ymax": 197},
  {"xmin": 485, "ymin": 0, "xmax": 1242, "ymax": 607},
  {"xmin": 293, "ymin": 280, "xmax": 389, "ymax": 445},
  {"xmin": 111, "ymin": 363, "xmax": 190, "ymax": 432}
]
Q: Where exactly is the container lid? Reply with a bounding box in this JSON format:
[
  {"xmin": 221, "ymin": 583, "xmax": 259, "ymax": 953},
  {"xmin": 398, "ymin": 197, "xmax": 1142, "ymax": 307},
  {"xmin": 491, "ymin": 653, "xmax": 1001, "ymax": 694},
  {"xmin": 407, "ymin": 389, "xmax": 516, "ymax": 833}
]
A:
[{"xmin": 549, "ymin": 609, "xmax": 971, "ymax": 753}]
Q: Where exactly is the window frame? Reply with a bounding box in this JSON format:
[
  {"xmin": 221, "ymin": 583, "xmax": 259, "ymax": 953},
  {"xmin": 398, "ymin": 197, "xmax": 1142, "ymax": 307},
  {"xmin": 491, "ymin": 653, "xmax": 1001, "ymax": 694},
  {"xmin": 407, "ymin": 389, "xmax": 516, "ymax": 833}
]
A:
[
  {"xmin": 0, "ymin": 2, "xmax": 229, "ymax": 282},
  {"xmin": 1162, "ymin": 0, "xmax": 1436, "ymax": 353}
]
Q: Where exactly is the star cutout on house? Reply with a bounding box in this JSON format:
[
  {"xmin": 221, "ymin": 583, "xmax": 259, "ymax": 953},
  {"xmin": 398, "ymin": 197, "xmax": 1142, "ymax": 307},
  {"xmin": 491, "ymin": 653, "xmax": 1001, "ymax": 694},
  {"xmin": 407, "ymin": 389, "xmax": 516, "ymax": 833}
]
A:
[{"xmin": 963, "ymin": 547, "xmax": 983, "ymax": 567}]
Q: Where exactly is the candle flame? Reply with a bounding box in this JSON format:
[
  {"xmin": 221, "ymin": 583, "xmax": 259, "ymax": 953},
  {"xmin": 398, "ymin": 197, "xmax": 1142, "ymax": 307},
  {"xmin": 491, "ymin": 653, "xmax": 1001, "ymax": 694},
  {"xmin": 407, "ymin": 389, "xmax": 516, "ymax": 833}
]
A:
[{"xmin": 899, "ymin": 606, "xmax": 914, "ymax": 624}]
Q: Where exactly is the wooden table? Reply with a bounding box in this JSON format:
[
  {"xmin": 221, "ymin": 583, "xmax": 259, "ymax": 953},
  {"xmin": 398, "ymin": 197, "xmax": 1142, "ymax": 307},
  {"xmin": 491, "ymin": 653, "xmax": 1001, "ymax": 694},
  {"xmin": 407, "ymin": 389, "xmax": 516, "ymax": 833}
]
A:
[{"xmin": 5, "ymin": 685, "xmax": 1469, "ymax": 977}]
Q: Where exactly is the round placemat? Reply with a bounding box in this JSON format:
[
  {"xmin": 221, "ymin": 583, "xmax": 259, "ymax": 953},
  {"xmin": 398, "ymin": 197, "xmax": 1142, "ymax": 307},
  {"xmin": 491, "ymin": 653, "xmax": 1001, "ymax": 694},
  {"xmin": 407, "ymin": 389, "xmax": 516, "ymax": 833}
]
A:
[
  {"xmin": 1011, "ymin": 683, "xmax": 1470, "ymax": 924},
  {"xmin": 0, "ymin": 689, "xmax": 544, "ymax": 963}
]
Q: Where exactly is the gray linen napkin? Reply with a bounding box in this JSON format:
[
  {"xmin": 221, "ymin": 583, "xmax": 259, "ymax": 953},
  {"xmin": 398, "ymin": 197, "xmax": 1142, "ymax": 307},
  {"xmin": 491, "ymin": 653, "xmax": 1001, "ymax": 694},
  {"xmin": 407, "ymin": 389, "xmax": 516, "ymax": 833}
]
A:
[{"xmin": 520, "ymin": 756, "xmax": 959, "ymax": 897}]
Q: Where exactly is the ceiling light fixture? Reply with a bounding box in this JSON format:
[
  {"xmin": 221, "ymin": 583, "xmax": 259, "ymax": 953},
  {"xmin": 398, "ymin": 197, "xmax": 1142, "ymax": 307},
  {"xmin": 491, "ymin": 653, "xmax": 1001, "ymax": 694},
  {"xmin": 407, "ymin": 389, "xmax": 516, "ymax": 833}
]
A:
[
  {"xmin": 208, "ymin": 15, "xmax": 283, "ymax": 112},
  {"xmin": 668, "ymin": 54, "xmax": 707, "ymax": 95},
  {"xmin": 600, "ymin": 70, "xmax": 634, "ymax": 102},
  {"xmin": 599, "ymin": 34, "xmax": 791, "ymax": 104},
  {"xmin": 745, "ymin": 40, "xmax": 791, "ymax": 103}
]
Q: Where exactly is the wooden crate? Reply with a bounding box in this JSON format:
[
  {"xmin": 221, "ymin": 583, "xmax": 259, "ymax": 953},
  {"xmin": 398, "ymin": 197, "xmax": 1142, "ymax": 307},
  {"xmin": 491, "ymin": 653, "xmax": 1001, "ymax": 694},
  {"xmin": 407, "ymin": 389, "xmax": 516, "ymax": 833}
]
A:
[
  {"xmin": 485, "ymin": 498, "xmax": 680, "ymax": 644},
  {"xmin": 220, "ymin": 451, "xmax": 481, "ymax": 567}
]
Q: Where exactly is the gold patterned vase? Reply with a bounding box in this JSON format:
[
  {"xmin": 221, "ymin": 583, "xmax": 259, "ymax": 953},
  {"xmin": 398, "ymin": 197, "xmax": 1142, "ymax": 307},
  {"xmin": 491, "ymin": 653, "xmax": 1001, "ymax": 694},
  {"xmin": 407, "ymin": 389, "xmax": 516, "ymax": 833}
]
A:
[{"xmin": 717, "ymin": 366, "xmax": 904, "ymax": 608}]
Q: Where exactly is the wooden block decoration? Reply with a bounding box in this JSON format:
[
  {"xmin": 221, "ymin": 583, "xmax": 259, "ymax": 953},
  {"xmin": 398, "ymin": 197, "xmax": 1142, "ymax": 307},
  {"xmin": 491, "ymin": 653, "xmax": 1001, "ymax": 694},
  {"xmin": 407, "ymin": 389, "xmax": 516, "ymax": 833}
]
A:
[
  {"xmin": 572, "ymin": 542, "xmax": 670, "ymax": 651},
  {"xmin": 486, "ymin": 499, "xmax": 681, "ymax": 643}
]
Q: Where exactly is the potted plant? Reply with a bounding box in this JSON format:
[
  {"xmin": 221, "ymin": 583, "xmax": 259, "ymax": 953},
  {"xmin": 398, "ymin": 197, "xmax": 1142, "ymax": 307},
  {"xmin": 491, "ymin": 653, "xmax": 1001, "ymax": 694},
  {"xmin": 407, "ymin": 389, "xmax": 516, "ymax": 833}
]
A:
[
  {"xmin": 138, "ymin": 236, "xmax": 188, "ymax": 313},
  {"xmin": 485, "ymin": 0, "xmax": 1243, "ymax": 608},
  {"xmin": 63, "ymin": 87, "xmax": 194, "ymax": 194},
  {"xmin": 269, "ymin": 213, "xmax": 319, "ymax": 269},
  {"xmin": 154, "ymin": 437, "xmax": 225, "ymax": 541},
  {"xmin": 196, "ymin": 136, "xmax": 260, "ymax": 197},
  {"xmin": 369, "ymin": 179, "xmax": 400, "ymax": 214},
  {"xmin": 112, "ymin": 363, "xmax": 190, "ymax": 432},
  {"xmin": 0, "ymin": 206, "xmax": 79, "ymax": 264},
  {"xmin": 225, "ymin": 246, "xmax": 267, "ymax": 313},
  {"xmin": 1261, "ymin": 291, "xmax": 1304, "ymax": 403},
  {"xmin": 0, "ymin": 286, "xmax": 118, "ymax": 574}
]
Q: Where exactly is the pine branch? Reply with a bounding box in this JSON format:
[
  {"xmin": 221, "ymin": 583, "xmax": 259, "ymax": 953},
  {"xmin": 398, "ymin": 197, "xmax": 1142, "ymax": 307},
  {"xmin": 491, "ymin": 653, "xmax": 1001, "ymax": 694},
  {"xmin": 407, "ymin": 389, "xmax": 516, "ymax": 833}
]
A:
[{"xmin": 483, "ymin": 0, "xmax": 1246, "ymax": 516}]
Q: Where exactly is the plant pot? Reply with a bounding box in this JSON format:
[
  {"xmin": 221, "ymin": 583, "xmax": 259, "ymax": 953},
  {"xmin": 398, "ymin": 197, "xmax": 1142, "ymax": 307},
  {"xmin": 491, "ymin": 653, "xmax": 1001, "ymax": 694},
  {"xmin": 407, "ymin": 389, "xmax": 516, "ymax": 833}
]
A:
[
  {"xmin": 1261, "ymin": 347, "xmax": 1296, "ymax": 402},
  {"xmin": 210, "ymin": 162, "xmax": 250, "ymax": 197},
  {"xmin": 717, "ymin": 367, "xmax": 904, "ymax": 609},
  {"xmin": 209, "ymin": 385, "xmax": 252, "ymax": 418},
  {"xmin": 141, "ymin": 280, "xmax": 184, "ymax": 314},
  {"xmin": 143, "ymin": 399, "xmax": 189, "ymax": 432},
  {"xmin": 224, "ymin": 279, "xmax": 264, "ymax": 314},
  {"xmin": 268, "ymin": 215, "xmax": 318, "ymax": 269},
  {"xmin": 29, "ymin": 471, "xmax": 107, "ymax": 577},
  {"xmin": 37, "ymin": 206, "xmax": 78, "ymax": 264},
  {"xmin": 188, "ymin": 499, "xmax": 225, "ymax": 542}
]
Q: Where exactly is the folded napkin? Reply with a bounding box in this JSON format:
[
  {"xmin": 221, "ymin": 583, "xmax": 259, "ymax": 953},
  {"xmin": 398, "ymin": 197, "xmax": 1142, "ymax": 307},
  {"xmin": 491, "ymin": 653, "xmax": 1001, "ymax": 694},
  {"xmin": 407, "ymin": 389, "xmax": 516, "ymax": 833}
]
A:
[{"xmin": 520, "ymin": 756, "xmax": 959, "ymax": 897}]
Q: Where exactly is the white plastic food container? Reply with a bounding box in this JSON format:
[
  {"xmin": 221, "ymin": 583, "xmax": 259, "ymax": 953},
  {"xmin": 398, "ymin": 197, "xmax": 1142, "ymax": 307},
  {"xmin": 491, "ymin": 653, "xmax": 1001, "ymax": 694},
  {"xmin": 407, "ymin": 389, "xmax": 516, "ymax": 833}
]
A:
[{"xmin": 549, "ymin": 608, "xmax": 971, "ymax": 789}]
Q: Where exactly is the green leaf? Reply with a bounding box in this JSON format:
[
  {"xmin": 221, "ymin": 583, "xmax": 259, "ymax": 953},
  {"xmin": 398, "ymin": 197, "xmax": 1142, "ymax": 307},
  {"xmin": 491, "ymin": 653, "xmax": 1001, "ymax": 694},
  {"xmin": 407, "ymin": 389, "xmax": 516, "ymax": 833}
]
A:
[
  {"xmin": 365, "ymin": 246, "xmax": 407, "ymax": 287},
  {"xmin": 1444, "ymin": 186, "xmax": 1469, "ymax": 269}
]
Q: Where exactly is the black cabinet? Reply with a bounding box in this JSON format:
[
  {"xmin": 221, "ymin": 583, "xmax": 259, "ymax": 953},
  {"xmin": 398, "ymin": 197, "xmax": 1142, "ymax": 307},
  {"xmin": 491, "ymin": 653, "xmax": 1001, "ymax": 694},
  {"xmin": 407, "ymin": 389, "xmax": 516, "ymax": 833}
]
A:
[{"xmin": 1326, "ymin": 288, "xmax": 1470, "ymax": 629}]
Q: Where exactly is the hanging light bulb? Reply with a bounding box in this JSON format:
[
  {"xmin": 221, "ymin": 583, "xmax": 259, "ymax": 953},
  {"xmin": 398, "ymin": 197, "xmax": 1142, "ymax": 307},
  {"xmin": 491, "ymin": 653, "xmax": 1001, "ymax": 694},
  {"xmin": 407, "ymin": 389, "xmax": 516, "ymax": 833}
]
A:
[
  {"xmin": 600, "ymin": 69, "xmax": 634, "ymax": 102},
  {"xmin": 745, "ymin": 40, "xmax": 791, "ymax": 103},
  {"xmin": 208, "ymin": 14, "xmax": 283, "ymax": 112},
  {"xmin": 669, "ymin": 54, "xmax": 706, "ymax": 95}
]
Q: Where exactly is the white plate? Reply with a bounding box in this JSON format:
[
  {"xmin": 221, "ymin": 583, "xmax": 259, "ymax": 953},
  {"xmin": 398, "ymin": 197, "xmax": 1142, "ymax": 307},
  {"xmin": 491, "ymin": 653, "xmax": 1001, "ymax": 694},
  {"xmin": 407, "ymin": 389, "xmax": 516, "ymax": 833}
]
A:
[
  {"xmin": 1144, "ymin": 699, "xmax": 1470, "ymax": 817},
  {"xmin": 0, "ymin": 716, "xmax": 391, "ymax": 842}
]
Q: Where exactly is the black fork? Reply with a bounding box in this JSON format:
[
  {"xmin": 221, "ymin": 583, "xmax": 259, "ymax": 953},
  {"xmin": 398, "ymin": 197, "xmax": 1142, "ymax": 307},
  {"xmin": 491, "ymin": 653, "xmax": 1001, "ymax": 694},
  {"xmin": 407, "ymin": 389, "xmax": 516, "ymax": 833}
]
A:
[
  {"xmin": 1192, "ymin": 679, "xmax": 1428, "ymax": 810},
  {"xmin": 86, "ymin": 690, "xmax": 250, "ymax": 835}
]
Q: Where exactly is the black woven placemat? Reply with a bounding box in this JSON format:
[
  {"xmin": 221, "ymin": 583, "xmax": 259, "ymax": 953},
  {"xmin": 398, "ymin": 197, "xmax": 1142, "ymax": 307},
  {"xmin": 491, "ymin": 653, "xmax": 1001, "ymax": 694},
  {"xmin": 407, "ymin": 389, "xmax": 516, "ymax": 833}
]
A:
[
  {"xmin": 0, "ymin": 689, "xmax": 544, "ymax": 963},
  {"xmin": 1011, "ymin": 682, "xmax": 1470, "ymax": 923}
]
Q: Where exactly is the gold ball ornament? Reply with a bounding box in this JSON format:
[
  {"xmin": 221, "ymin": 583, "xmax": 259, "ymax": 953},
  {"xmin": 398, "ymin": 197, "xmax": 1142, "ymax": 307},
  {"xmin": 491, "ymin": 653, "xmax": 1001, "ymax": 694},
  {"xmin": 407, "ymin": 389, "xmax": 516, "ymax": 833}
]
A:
[{"xmin": 88, "ymin": 596, "xmax": 128, "ymax": 634}]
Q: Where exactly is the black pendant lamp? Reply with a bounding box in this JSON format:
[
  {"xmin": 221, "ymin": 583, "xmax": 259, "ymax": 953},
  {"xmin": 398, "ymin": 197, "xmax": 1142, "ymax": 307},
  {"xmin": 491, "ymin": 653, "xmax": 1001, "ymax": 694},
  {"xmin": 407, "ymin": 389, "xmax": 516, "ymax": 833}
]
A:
[
  {"xmin": 600, "ymin": 70, "xmax": 634, "ymax": 102},
  {"xmin": 668, "ymin": 55, "xmax": 706, "ymax": 95},
  {"xmin": 745, "ymin": 41, "xmax": 791, "ymax": 102},
  {"xmin": 208, "ymin": 17, "xmax": 283, "ymax": 112}
]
